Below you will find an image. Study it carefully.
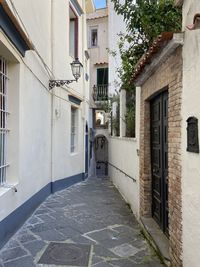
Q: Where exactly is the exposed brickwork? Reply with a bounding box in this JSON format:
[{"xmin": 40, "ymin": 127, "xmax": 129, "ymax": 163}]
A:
[{"xmin": 139, "ymin": 48, "xmax": 182, "ymax": 267}]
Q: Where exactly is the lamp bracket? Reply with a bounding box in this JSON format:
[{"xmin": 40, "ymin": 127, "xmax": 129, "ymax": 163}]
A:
[{"xmin": 49, "ymin": 79, "xmax": 77, "ymax": 90}]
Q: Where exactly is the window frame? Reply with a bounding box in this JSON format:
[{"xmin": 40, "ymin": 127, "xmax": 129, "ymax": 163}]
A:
[
  {"xmin": 70, "ymin": 106, "xmax": 78, "ymax": 153},
  {"xmin": 90, "ymin": 27, "xmax": 98, "ymax": 47},
  {"xmin": 0, "ymin": 57, "xmax": 9, "ymax": 186},
  {"xmin": 69, "ymin": 5, "xmax": 79, "ymax": 59}
]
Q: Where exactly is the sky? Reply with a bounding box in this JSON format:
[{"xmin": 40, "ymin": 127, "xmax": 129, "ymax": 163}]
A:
[{"xmin": 93, "ymin": 0, "xmax": 107, "ymax": 9}]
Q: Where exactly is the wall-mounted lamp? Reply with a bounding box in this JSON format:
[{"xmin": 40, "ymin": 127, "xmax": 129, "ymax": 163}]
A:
[{"xmin": 49, "ymin": 58, "xmax": 83, "ymax": 90}]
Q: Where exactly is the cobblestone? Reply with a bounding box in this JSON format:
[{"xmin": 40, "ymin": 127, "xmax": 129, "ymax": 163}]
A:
[{"xmin": 0, "ymin": 177, "xmax": 163, "ymax": 266}]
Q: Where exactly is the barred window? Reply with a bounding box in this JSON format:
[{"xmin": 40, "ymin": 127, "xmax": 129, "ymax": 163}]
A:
[
  {"xmin": 71, "ymin": 107, "xmax": 78, "ymax": 153},
  {"xmin": 0, "ymin": 57, "xmax": 9, "ymax": 185}
]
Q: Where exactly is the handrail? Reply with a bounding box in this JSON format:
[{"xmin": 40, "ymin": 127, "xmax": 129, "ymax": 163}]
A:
[{"xmin": 107, "ymin": 161, "xmax": 136, "ymax": 182}]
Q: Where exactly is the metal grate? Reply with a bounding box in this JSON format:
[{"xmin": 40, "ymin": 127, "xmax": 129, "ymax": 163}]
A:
[{"xmin": 0, "ymin": 57, "xmax": 9, "ymax": 185}]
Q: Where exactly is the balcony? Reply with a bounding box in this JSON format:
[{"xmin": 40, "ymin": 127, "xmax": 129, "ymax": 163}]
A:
[{"xmin": 93, "ymin": 84, "xmax": 108, "ymax": 102}]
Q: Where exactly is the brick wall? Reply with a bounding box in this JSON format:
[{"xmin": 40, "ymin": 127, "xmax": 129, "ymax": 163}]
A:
[{"xmin": 139, "ymin": 47, "xmax": 182, "ymax": 267}]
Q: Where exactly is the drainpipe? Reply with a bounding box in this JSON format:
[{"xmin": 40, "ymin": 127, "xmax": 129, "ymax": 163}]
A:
[{"xmin": 50, "ymin": 0, "xmax": 55, "ymax": 192}]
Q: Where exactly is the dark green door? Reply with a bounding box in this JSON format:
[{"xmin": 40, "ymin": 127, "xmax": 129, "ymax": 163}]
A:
[{"xmin": 151, "ymin": 90, "xmax": 169, "ymax": 236}]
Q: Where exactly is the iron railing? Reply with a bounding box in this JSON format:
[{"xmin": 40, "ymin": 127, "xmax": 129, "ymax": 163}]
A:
[{"xmin": 93, "ymin": 84, "xmax": 108, "ymax": 101}]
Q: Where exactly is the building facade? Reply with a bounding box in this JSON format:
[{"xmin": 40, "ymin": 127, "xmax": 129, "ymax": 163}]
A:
[
  {"xmin": 108, "ymin": 0, "xmax": 126, "ymax": 96},
  {"xmin": 108, "ymin": 0, "xmax": 200, "ymax": 266},
  {"xmin": 0, "ymin": 0, "xmax": 89, "ymax": 248},
  {"xmin": 133, "ymin": 32, "xmax": 183, "ymax": 266},
  {"xmin": 86, "ymin": 5, "xmax": 109, "ymax": 177}
]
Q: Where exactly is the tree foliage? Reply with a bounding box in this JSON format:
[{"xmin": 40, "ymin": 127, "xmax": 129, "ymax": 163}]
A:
[
  {"xmin": 111, "ymin": 0, "xmax": 182, "ymax": 90},
  {"xmin": 109, "ymin": 0, "xmax": 182, "ymax": 137}
]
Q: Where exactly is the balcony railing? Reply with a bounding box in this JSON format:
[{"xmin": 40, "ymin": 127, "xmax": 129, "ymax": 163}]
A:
[{"xmin": 93, "ymin": 84, "xmax": 108, "ymax": 102}]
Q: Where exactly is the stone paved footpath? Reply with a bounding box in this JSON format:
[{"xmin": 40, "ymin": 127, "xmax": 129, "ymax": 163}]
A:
[{"xmin": 0, "ymin": 177, "xmax": 163, "ymax": 267}]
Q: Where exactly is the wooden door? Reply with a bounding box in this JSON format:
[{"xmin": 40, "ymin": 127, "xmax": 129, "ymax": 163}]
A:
[{"xmin": 151, "ymin": 91, "xmax": 169, "ymax": 236}]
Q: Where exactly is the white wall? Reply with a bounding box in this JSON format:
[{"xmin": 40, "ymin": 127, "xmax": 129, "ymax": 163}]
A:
[
  {"xmin": 0, "ymin": 0, "xmax": 89, "ymax": 223},
  {"xmin": 108, "ymin": 0, "xmax": 126, "ymax": 95},
  {"xmin": 108, "ymin": 87, "xmax": 140, "ymax": 217},
  {"xmin": 107, "ymin": 1, "xmax": 140, "ymax": 217},
  {"xmin": 108, "ymin": 137, "xmax": 139, "ymax": 217},
  {"xmin": 0, "ymin": 30, "xmax": 52, "ymax": 222},
  {"xmin": 182, "ymin": 1, "xmax": 200, "ymax": 266}
]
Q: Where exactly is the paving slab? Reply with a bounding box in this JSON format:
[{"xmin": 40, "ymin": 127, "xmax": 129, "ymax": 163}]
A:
[
  {"xmin": 38, "ymin": 242, "xmax": 91, "ymax": 266},
  {"xmin": 4, "ymin": 256, "xmax": 35, "ymax": 267},
  {"xmin": 107, "ymin": 259, "xmax": 136, "ymax": 267},
  {"xmin": 0, "ymin": 177, "xmax": 163, "ymax": 266},
  {"xmin": 0, "ymin": 247, "xmax": 27, "ymax": 263},
  {"xmin": 25, "ymin": 240, "xmax": 46, "ymax": 257}
]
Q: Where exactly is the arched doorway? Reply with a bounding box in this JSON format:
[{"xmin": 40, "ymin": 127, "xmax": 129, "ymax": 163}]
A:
[{"xmin": 94, "ymin": 135, "xmax": 108, "ymax": 177}]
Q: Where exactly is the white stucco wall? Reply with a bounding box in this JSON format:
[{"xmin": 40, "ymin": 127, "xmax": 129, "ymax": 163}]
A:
[
  {"xmin": 108, "ymin": 137, "xmax": 139, "ymax": 217},
  {"xmin": 0, "ymin": 0, "xmax": 89, "ymax": 223},
  {"xmin": 108, "ymin": 0, "xmax": 126, "ymax": 95},
  {"xmin": 107, "ymin": 1, "xmax": 140, "ymax": 217},
  {"xmin": 0, "ymin": 31, "xmax": 52, "ymax": 221},
  {"xmin": 108, "ymin": 87, "xmax": 140, "ymax": 217},
  {"xmin": 182, "ymin": 1, "xmax": 200, "ymax": 266}
]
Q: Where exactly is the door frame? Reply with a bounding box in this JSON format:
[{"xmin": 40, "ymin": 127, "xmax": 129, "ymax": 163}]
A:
[{"xmin": 150, "ymin": 90, "xmax": 169, "ymax": 236}]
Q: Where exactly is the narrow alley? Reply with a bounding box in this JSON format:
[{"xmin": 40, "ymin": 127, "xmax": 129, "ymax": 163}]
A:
[{"xmin": 0, "ymin": 177, "xmax": 162, "ymax": 267}]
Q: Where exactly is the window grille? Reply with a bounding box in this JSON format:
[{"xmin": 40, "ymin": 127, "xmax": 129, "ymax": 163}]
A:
[
  {"xmin": 71, "ymin": 107, "xmax": 77, "ymax": 153},
  {"xmin": 0, "ymin": 57, "xmax": 9, "ymax": 185}
]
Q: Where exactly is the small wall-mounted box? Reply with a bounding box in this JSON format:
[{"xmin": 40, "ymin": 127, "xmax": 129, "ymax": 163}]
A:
[{"xmin": 187, "ymin": 116, "xmax": 199, "ymax": 153}]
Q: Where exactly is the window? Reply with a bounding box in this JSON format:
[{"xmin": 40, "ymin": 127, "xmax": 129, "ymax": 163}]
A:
[
  {"xmin": 71, "ymin": 107, "xmax": 78, "ymax": 153},
  {"xmin": 0, "ymin": 57, "xmax": 9, "ymax": 185},
  {"xmin": 91, "ymin": 28, "xmax": 98, "ymax": 47},
  {"xmin": 69, "ymin": 7, "xmax": 78, "ymax": 58}
]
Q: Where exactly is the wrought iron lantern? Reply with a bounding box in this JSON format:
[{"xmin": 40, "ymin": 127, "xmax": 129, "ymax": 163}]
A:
[
  {"xmin": 49, "ymin": 58, "xmax": 83, "ymax": 90},
  {"xmin": 71, "ymin": 58, "xmax": 83, "ymax": 80}
]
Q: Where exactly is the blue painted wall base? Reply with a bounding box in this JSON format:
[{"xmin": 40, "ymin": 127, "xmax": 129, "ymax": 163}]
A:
[
  {"xmin": 0, "ymin": 173, "xmax": 84, "ymax": 249},
  {"xmin": 51, "ymin": 173, "xmax": 84, "ymax": 193}
]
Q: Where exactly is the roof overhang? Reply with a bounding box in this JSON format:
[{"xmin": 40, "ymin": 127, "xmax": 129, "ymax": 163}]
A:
[
  {"xmin": 133, "ymin": 32, "xmax": 184, "ymax": 87},
  {"xmin": 0, "ymin": 0, "xmax": 33, "ymax": 56},
  {"xmin": 94, "ymin": 62, "xmax": 108, "ymax": 66}
]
